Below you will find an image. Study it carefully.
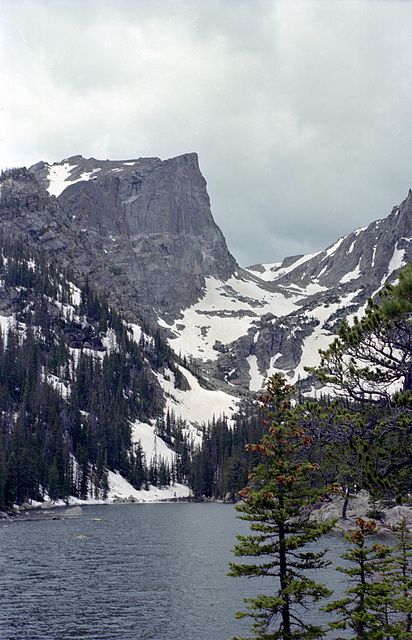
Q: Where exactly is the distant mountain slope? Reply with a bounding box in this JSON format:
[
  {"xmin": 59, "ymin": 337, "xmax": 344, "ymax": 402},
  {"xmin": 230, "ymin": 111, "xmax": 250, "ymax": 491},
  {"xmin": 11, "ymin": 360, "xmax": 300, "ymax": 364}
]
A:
[
  {"xmin": 165, "ymin": 190, "xmax": 412, "ymax": 392},
  {"xmin": 253, "ymin": 189, "xmax": 412, "ymax": 293},
  {"xmin": 0, "ymin": 230, "xmax": 242, "ymax": 508},
  {"xmin": 1, "ymin": 154, "xmax": 412, "ymax": 506}
]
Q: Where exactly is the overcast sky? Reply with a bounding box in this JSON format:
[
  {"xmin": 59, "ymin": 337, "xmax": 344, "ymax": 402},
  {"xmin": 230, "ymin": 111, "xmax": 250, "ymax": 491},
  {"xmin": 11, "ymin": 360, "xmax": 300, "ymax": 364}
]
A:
[{"xmin": 2, "ymin": 0, "xmax": 412, "ymax": 267}]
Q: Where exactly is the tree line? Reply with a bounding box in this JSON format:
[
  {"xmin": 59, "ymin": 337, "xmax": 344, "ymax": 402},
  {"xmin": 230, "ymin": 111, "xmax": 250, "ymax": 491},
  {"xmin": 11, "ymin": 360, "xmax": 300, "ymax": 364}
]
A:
[
  {"xmin": 3, "ymin": 237, "xmax": 412, "ymax": 636},
  {"xmin": 0, "ymin": 236, "xmax": 273, "ymax": 509}
]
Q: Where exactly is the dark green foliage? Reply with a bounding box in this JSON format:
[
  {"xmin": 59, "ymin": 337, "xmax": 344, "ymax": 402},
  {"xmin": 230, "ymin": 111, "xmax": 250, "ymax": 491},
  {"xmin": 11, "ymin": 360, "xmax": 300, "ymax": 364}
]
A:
[
  {"xmin": 324, "ymin": 518, "xmax": 395, "ymax": 638},
  {"xmin": 324, "ymin": 517, "xmax": 412, "ymax": 639},
  {"xmin": 0, "ymin": 233, "xmax": 254, "ymax": 508},
  {"xmin": 299, "ymin": 263, "xmax": 412, "ymax": 636},
  {"xmin": 306, "ymin": 263, "xmax": 412, "ymax": 404},
  {"xmin": 306, "ymin": 263, "xmax": 412, "ymax": 505},
  {"xmin": 229, "ymin": 374, "xmax": 336, "ymax": 640},
  {"xmin": 0, "ymin": 325, "xmax": 71, "ymax": 507},
  {"xmin": 391, "ymin": 519, "xmax": 412, "ymax": 635},
  {"xmin": 0, "ymin": 236, "xmax": 183, "ymax": 508},
  {"xmin": 189, "ymin": 409, "xmax": 266, "ymax": 500}
]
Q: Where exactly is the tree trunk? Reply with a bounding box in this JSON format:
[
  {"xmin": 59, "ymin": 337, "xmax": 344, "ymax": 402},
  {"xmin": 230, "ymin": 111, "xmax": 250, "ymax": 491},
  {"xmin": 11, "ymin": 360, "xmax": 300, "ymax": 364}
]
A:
[
  {"xmin": 278, "ymin": 488, "xmax": 291, "ymax": 639},
  {"xmin": 341, "ymin": 487, "xmax": 351, "ymax": 519}
]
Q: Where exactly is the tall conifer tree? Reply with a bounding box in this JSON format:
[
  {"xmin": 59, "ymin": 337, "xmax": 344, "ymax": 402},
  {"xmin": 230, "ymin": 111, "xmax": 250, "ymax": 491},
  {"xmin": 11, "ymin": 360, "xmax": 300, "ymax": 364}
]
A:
[{"xmin": 229, "ymin": 374, "xmax": 336, "ymax": 640}]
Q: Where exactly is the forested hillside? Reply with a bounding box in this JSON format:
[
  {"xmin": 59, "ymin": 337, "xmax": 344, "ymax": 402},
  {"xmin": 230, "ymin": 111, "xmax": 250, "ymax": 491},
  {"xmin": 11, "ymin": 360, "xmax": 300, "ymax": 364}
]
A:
[
  {"xmin": 3, "ymin": 161, "xmax": 412, "ymax": 517},
  {"xmin": 0, "ymin": 235, "xmax": 264, "ymax": 509},
  {"xmin": 0, "ymin": 235, "xmax": 181, "ymax": 505}
]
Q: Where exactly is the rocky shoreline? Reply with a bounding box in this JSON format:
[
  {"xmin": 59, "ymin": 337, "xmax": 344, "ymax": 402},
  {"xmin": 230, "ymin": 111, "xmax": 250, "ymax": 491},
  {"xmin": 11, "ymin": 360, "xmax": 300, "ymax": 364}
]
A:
[
  {"xmin": 307, "ymin": 490, "xmax": 412, "ymax": 533},
  {"xmin": 2, "ymin": 490, "xmax": 412, "ymax": 533},
  {"xmin": 0, "ymin": 504, "xmax": 86, "ymax": 522}
]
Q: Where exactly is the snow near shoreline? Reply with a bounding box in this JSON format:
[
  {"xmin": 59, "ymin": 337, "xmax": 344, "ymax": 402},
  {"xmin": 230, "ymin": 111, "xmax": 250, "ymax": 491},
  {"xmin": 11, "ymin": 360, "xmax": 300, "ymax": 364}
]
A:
[{"xmin": 10, "ymin": 471, "xmax": 191, "ymax": 512}]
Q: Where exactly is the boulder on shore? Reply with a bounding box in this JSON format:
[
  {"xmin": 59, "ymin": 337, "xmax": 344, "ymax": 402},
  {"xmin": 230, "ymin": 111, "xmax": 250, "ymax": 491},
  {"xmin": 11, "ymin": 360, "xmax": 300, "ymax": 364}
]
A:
[
  {"xmin": 381, "ymin": 505, "xmax": 412, "ymax": 529},
  {"xmin": 40, "ymin": 501, "xmax": 53, "ymax": 509}
]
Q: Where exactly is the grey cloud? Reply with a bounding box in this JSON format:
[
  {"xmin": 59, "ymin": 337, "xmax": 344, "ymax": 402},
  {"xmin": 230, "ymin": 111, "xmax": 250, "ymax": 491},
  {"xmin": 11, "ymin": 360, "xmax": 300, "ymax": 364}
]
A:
[{"xmin": 2, "ymin": 0, "xmax": 412, "ymax": 267}]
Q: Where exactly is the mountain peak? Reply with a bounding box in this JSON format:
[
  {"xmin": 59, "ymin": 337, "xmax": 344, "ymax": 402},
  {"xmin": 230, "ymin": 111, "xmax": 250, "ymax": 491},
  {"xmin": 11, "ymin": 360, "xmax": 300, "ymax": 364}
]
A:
[{"xmin": 27, "ymin": 153, "xmax": 239, "ymax": 317}]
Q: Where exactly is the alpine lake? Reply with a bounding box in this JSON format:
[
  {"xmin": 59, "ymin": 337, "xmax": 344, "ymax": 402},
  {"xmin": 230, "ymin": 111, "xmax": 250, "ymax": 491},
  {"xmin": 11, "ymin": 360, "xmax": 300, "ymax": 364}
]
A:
[{"xmin": 0, "ymin": 501, "xmax": 378, "ymax": 640}]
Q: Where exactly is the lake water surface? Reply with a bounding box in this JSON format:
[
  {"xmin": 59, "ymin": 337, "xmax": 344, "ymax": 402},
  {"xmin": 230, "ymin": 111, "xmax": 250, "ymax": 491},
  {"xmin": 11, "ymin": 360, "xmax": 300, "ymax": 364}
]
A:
[{"xmin": 0, "ymin": 502, "xmax": 351, "ymax": 639}]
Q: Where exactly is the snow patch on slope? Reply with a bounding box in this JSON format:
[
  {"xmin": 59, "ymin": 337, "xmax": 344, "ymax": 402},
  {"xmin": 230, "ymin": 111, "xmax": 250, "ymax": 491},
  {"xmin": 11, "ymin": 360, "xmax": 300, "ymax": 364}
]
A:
[
  {"xmin": 107, "ymin": 471, "xmax": 190, "ymax": 502},
  {"xmin": 379, "ymin": 242, "xmax": 407, "ymax": 288},
  {"xmin": 341, "ymin": 262, "xmax": 361, "ymax": 284},
  {"xmin": 46, "ymin": 162, "xmax": 101, "ymax": 197},
  {"xmin": 131, "ymin": 420, "xmax": 177, "ymax": 464},
  {"xmin": 157, "ymin": 366, "xmax": 238, "ymax": 427},
  {"xmin": 0, "ymin": 312, "xmax": 12, "ymax": 335},
  {"xmin": 323, "ymin": 236, "xmax": 345, "ymax": 258},
  {"xmin": 168, "ymin": 276, "xmax": 300, "ymax": 361},
  {"xmin": 251, "ymin": 252, "xmax": 321, "ymax": 281},
  {"xmin": 247, "ymin": 354, "xmax": 264, "ymax": 391}
]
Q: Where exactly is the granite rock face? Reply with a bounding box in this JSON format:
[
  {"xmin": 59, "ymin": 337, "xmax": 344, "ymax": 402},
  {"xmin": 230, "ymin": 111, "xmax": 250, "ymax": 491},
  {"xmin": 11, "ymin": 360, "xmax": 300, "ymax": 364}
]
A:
[
  {"xmin": 171, "ymin": 188, "xmax": 412, "ymax": 391},
  {"xmin": 308, "ymin": 490, "xmax": 412, "ymax": 532},
  {"xmin": 28, "ymin": 153, "xmax": 238, "ymax": 319},
  {"xmin": 250, "ymin": 189, "xmax": 412, "ymax": 300},
  {"xmin": 238, "ymin": 189, "xmax": 412, "ymax": 388}
]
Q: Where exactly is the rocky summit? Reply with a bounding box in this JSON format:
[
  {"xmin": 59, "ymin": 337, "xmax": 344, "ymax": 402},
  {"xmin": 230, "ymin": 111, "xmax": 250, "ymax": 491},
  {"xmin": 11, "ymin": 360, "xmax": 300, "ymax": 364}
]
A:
[
  {"xmin": 28, "ymin": 153, "xmax": 238, "ymax": 320},
  {"xmin": 2, "ymin": 153, "xmax": 412, "ymax": 394}
]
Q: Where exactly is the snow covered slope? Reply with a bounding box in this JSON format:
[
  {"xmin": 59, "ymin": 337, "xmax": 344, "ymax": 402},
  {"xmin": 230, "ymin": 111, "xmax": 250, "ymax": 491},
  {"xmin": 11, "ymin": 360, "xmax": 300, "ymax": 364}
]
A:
[
  {"xmin": 164, "ymin": 189, "xmax": 412, "ymax": 393},
  {"xmin": 3, "ymin": 155, "xmax": 412, "ymax": 503}
]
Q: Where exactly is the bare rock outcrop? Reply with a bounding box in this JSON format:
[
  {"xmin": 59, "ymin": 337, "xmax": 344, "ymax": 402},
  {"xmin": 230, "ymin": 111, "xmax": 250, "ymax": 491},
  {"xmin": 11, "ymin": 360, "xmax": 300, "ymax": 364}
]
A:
[
  {"xmin": 30, "ymin": 153, "xmax": 238, "ymax": 319},
  {"xmin": 309, "ymin": 490, "xmax": 412, "ymax": 532}
]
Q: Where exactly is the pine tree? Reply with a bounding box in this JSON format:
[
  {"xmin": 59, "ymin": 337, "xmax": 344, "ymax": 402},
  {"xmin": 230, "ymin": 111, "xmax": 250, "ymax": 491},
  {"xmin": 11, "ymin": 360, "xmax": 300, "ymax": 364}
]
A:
[
  {"xmin": 307, "ymin": 263, "xmax": 412, "ymax": 403},
  {"xmin": 324, "ymin": 517, "xmax": 397, "ymax": 638},
  {"xmin": 307, "ymin": 262, "xmax": 412, "ymax": 504},
  {"xmin": 391, "ymin": 519, "xmax": 412, "ymax": 637},
  {"xmin": 229, "ymin": 374, "xmax": 336, "ymax": 640}
]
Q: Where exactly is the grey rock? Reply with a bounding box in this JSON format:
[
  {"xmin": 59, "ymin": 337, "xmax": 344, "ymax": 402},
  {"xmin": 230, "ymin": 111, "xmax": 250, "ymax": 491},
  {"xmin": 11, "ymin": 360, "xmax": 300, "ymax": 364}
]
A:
[
  {"xmin": 3, "ymin": 156, "xmax": 412, "ymax": 394},
  {"xmin": 308, "ymin": 490, "xmax": 412, "ymax": 532},
  {"xmin": 40, "ymin": 501, "xmax": 54, "ymax": 509},
  {"xmin": 29, "ymin": 153, "xmax": 238, "ymax": 319},
  {"xmin": 309, "ymin": 490, "xmax": 371, "ymax": 524},
  {"xmin": 61, "ymin": 506, "xmax": 84, "ymax": 517},
  {"xmin": 381, "ymin": 505, "xmax": 412, "ymax": 528},
  {"xmin": 20, "ymin": 502, "xmax": 35, "ymax": 510}
]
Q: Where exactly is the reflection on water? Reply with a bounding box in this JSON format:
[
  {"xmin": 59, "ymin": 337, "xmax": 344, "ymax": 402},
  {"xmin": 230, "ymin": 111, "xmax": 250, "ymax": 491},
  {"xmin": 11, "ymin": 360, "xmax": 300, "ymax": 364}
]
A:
[{"xmin": 0, "ymin": 502, "xmax": 354, "ymax": 639}]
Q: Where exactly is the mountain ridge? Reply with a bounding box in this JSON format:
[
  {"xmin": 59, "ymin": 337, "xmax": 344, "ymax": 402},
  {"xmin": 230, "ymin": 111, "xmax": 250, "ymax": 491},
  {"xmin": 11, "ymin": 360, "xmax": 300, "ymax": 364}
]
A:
[
  {"xmin": 29, "ymin": 153, "xmax": 238, "ymax": 321},
  {"xmin": 164, "ymin": 186, "xmax": 412, "ymax": 391},
  {"xmin": 2, "ymin": 154, "xmax": 412, "ymax": 396}
]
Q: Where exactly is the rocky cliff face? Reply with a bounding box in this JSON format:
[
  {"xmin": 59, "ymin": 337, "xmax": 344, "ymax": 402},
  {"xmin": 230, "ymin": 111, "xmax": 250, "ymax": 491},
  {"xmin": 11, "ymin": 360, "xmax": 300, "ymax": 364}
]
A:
[
  {"xmin": 28, "ymin": 153, "xmax": 238, "ymax": 319},
  {"xmin": 252, "ymin": 189, "xmax": 412, "ymax": 296}
]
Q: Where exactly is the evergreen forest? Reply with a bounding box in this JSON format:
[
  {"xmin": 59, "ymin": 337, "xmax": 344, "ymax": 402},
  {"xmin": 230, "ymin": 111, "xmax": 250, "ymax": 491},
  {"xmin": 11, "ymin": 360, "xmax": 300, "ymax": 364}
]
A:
[
  {"xmin": 230, "ymin": 264, "xmax": 412, "ymax": 639},
  {"xmin": 0, "ymin": 236, "xmax": 266, "ymax": 509}
]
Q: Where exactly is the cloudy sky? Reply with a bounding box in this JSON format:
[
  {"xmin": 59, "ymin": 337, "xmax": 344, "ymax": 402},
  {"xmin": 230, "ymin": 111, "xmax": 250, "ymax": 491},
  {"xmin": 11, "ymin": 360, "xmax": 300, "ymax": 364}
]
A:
[{"xmin": 2, "ymin": 0, "xmax": 412, "ymax": 267}]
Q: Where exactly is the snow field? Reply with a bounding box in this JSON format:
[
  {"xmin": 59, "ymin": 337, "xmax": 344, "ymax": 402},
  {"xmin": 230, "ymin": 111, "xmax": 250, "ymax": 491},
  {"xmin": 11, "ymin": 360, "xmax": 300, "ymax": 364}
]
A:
[
  {"xmin": 156, "ymin": 367, "xmax": 238, "ymax": 428},
  {"xmin": 168, "ymin": 276, "xmax": 300, "ymax": 361},
  {"xmin": 45, "ymin": 161, "xmax": 102, "ymax": 197}
]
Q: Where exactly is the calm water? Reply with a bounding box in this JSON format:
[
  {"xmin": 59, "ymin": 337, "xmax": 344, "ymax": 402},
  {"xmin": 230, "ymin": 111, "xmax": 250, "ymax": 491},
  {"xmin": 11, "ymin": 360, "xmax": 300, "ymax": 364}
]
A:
[{"xmin": 0, "ymin": 502, "xmax": 350, "ymax": 640}]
